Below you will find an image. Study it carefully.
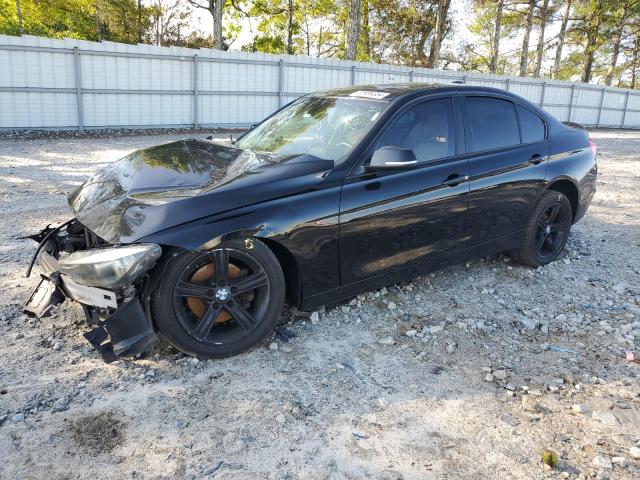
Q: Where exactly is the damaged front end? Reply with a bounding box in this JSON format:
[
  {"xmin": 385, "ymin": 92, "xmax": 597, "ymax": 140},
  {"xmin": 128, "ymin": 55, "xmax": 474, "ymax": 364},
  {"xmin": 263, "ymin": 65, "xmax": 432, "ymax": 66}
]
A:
[{"xmin": 24, "ymin": 219, "xmax": 161, "ymax": 362}]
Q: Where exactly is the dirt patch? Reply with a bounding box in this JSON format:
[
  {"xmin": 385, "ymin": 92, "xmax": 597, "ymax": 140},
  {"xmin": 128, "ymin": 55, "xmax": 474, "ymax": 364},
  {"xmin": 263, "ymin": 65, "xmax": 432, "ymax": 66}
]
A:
[{"xmin": 68, "ymin": 411, "xmax": 126, "ymax": 454}]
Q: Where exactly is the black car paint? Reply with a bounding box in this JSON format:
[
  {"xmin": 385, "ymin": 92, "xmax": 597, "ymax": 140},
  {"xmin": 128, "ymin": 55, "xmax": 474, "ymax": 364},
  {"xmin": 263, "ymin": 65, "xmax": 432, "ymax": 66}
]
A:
[{"xmin": 68, "ymin": 83, "xmax": 596, "ymax": 312}]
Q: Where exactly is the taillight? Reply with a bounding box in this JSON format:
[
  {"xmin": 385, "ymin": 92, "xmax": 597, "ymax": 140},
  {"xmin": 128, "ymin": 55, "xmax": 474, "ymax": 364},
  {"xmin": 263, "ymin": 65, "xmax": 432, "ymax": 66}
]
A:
[{"xmin": 589, "ymin": 138, "xmax": 597, "ymax": 155}]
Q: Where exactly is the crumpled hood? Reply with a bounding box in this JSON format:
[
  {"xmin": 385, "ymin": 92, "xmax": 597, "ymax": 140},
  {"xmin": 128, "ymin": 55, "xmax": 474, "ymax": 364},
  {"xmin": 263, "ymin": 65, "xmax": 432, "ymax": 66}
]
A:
[{"xmin": 68, "ymin": 139, "xmax": 333, "ymax": 244}]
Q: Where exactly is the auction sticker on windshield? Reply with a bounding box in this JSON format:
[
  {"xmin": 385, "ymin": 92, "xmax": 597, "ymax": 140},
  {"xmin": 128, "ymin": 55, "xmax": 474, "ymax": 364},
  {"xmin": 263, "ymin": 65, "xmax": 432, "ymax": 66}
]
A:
[{"xmin": 349, "ymin": 91, "xmax": 390, "ymax": 99}]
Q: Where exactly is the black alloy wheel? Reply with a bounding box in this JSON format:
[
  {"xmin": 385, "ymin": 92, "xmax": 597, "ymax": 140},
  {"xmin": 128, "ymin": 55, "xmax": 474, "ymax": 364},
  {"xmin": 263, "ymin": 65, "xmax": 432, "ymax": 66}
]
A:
[
  {"xmin": 152, "ymin": 239, "xmax": 285, "ymax": 358},
  {"xmin": 534, "ymin": 202, "xmax": 571, "ymax": 259},
  {"xmin": 515, "ymin": 190, "xmax": 573, "ymax": 267}
]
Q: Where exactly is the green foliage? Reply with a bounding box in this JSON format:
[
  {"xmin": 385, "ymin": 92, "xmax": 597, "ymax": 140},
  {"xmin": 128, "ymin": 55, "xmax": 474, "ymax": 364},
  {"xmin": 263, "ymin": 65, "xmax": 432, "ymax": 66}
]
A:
[
  {"xmin": 0, "ymin": 0, "xmax": 152, "ymax": 43},
  {"xmin": 1, "ymin": 0, "xmax": 96, "ymax": 39},
  {"xmin": 242, "ymin": 34, "xmax": 287, "ymax": 52},
  {"xmin": 239, "ymin": 0, "xmax": 338, "ymax": 55}
]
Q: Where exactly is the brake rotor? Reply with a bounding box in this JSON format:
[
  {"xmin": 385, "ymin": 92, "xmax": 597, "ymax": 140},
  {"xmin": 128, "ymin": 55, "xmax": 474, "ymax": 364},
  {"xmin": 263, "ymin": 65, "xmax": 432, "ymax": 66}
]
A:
[{"xmin": 186, "ymin": 262, "xmax": 241, "ymax": 323}]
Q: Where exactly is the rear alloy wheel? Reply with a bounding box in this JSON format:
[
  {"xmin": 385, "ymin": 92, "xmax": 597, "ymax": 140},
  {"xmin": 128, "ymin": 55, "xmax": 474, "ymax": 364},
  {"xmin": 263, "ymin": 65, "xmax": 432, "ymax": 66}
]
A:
[
  {"xmin": 153, "ymin": 239, "xmax": 285, "ymax": 358},
  {"xmin": 515, "ymin": 190, "xmax": 573, "ymax": 267}
]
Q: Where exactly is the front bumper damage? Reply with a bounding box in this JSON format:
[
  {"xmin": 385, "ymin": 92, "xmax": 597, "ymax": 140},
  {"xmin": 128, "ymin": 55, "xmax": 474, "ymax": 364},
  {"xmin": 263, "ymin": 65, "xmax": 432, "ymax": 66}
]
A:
[{"xmin": 23, "ymin": 223, "xmax": 158, "ymax": 363}]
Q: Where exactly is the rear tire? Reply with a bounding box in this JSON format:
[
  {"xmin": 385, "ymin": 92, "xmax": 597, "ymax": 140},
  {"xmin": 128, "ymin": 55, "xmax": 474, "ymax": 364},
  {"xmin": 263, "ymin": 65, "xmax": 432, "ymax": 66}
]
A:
[
  {"xmin": 152, "ymin": 238, "xmax": 285, "ymax": 358},
  {"xmin": 514, "ymin": 190, "xmax": 573, "ymax": 267}
]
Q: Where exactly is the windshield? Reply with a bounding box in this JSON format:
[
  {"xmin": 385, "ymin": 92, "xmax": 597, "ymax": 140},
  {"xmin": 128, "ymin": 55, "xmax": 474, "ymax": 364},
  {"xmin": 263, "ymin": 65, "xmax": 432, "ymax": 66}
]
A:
[{"xmin": 235, "ymin": 96, "xmax": 387, "ymax": 161}]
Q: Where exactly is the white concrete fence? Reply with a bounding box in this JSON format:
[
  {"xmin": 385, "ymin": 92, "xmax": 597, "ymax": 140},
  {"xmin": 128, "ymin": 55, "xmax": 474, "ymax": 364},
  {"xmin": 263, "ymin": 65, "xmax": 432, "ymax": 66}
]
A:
[{"xmin": 2, "ymin": 34, "xmax": 639, "ymax": 130}]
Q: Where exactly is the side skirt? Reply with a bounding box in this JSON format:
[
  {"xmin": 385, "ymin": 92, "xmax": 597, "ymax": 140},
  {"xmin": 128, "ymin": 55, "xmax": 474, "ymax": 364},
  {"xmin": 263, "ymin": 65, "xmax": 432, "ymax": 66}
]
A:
[{"xmin": 300, "ymin": 230, "xmax": 525, "ymax": 311}]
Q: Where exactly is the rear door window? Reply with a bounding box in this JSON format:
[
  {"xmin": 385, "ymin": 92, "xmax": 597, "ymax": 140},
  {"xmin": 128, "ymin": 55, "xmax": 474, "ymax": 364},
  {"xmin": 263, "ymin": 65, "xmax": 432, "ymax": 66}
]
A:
[
  {"xmin": 517, "ymin": 104, "xmax": 546, "ymax": 143},
  {"xmin": 466, "ymin": 97, "xmax": 520, "ymax": 152}
]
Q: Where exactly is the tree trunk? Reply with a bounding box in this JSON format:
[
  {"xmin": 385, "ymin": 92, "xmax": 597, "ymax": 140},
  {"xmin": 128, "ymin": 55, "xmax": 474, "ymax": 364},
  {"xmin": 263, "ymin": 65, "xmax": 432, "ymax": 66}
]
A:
[
  {"xmin": 519, "ymin": 0, "xmax": 536, "ymax": 77},
  {"xmin": 96, "ymin": 0, "xmax": 102, "ymax": 41},
  {"xmin": 533, "ymin": 0, "xmax": 549, "ymax": 77},
  {"xmin": 137, "ymin": 0, "xmax": 142, "ymax": 43},
  {"xmin": 631, "ymin": 38, "xmax": 639, "ymax": 89},
  {"xmin": 345, "ymin": 0, "xmax": 362, "ymax": 60},
  {"xmin": 362, "ymin": 0, "xmax": 370, "ymax": 59},
  {"xmin": 416, "ymin": 30, "xmax": 429, "ymax": 67},
  {"xmin": 490, "ymin": 0, "xmax": 504, "ymax": 74},
  {"xmin": 155, "ymin": 11, "xmax": 161, "ymax": 45},
  {"xmin": 211, "ymin": 0, "xmax": 224, "ymax": 50},
  {"xmin": 605, "ymin": 4, "xmax": 628, "ymax": 86},
  {"xmin": 286, "ymin": 0, "xmax": 294, "ymax": 54},
  {"xmin": 428, "ymin": 0, "xmax": 451, "ymax": 69},
  {"xmin": 16, "ymin": 0, "xmax": 23, "ymax": 35},
  {"xmin": 581, "ymin": 13, "xmax": 601, "ymax": 83},
  {"xmin": 553, "ymin": 0, "xmax": 571, "ymax": 78}
]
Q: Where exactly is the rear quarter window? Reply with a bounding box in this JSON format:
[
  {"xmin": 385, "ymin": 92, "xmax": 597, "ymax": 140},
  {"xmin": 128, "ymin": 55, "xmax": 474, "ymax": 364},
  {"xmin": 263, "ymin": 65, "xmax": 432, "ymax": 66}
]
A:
[{"xmin": 517, "ymin": 104, "xmax": 546, "ymax": 143}]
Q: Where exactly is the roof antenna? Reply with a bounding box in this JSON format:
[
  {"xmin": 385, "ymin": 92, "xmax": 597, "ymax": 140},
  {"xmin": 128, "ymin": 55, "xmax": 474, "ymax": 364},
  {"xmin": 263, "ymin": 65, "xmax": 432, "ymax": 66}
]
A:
[{"xmin": 229, "ymin": 133, "xmax": 234, "ymax": 144}]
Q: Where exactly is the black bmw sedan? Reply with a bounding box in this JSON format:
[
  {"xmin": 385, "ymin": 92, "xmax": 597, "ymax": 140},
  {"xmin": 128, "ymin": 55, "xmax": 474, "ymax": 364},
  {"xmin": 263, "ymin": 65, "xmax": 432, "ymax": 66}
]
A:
[{"xmin": 24, "ymin": 83, "xmax": 597, "ymax": 361}]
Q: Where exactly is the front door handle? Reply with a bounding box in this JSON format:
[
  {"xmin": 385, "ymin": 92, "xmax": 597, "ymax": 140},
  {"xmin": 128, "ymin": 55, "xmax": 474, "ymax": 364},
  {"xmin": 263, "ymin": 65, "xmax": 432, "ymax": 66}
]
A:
[
  {"xmin": 528, "ymin": 154, "xmax": 549, "ymax": 165},
  {"xmin": 442, "ymin": 173, "xmax": 469, "ymax": 187}
]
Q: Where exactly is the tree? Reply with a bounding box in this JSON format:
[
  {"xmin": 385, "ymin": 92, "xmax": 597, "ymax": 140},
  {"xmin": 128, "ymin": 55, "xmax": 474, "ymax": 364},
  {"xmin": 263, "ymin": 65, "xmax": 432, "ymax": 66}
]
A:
[
  {"xmin": 366, "ymin": 0, "xmax": 440, "ymax": 67},
  {"xmin": 149, "ymin": 0, "xmax": 192, "ymax": 46},
  {"xmin": 2, "ymin": 1, "xmax": 101, "ymax": 40},
  {"xmin": 96, "ymin": 0, "xmax": 152, "ymax": 43},
  {"xmin": 241, "ymin": 0, "xmax": 300, "ymax": 55},
  {"xmin": 623, "ymin": 24, "xmax": 640, "ymax": 88},
  {"xmin": 492, "ymin": 0, "xmax": 505, "ymax": 73},
  {"xmin": 519, "ymin": 0, "xmax": 536, "ymax": 76},
  {"xmin": 16, "ymin": 0, "xmax": 22, "ymax": 34},
  {"xmin": 618, "ymin": 4, "xmax": 640, "ymax": 87},
  {"xmin": 360, "ymin": 0, "xmax": 371, "ymax": 59},
  {"xmin": 570, "ymin": 0, "xmax": 610, "ymax": 83},
  {"xmin": 533, "ymin": 0, "xmax": 550, "ymax": 77},
  {"xmin": 467, "ymin": 0, "xmax": 518, "ymax": 74},
  {"xmin": 345, "ymin": 0, "xmax": 362, "ymax": 60},
  {"xmin": 188, "ymin": 0, "xmax": 225, "ymax": 49},
  {"xmin": 553, "ymin": 0, "xmax": 571, "ymax": 79},
  {"xmin": 427, "ymin": 0, "xmax": 451, "ymax": 68},
  {"xmin": 604, "ymin": 1, "xmax": 640, "ymax": 86}
]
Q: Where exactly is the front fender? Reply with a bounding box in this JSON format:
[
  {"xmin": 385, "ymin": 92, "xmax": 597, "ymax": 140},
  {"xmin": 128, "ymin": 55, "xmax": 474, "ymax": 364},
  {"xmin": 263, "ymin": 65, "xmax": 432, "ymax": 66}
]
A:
[{"xmin": 138, "ymin": 185, "xmax": 342, "ymax": 299}]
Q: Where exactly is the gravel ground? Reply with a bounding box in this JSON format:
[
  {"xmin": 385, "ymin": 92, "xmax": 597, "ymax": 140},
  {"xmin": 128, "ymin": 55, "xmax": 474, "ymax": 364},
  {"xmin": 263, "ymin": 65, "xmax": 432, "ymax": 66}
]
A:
[{"xmin": 0, "ymin": 130, "xmax": 639, "ymax": 480}]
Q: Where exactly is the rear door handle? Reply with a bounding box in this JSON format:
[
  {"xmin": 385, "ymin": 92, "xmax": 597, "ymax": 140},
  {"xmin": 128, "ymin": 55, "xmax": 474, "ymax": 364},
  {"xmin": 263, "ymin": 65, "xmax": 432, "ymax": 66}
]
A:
[
  {"xmin": 442, "ymin": 173, "xmax": 469, "ymax": 187},
  {"xmin": 528, "ymin": 154, "xmax": 549, "ymax": 165}
]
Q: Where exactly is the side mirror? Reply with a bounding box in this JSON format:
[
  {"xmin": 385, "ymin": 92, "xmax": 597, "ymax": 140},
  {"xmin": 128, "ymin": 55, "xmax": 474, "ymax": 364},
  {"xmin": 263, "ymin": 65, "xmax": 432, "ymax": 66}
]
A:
[{"xmin": 367, "ymin": 146, "xmax": 418, "ymax": 171}]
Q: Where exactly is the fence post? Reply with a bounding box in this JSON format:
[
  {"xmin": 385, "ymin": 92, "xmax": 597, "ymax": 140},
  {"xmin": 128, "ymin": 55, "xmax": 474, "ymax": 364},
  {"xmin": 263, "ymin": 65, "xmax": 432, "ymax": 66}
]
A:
[
  {"xmin": 193, "ymin": 54, "xmax": 199, "ymax": 128},
  {"xmin": 596, "ymin": 87, "xmax": 605, "ymax": 127},
  {"xmin": 351, "ymin": 65, "xmax": 356, "ymax": 85},
  {"xmin": 73, "ymin": 47, "xmax": 84, "ymax": 131},
  {"xmin": 505, "ymin": 78, "xmax": 510, "ymax": 91},
  {"xmin": 567, "ymin": 84, "xmax": 575, "ymax": 122},
  {"xmin": 278, "ymin": 59, "xmax": 285, "ymax": 108},
  {"xmin": 409, "ymin": 71, "xmax": 414, "ymax": 82},
  {"xmin": 539, "ymin": 82, "xmax": 546, "ymax": 108},
  {"xmin": 621, "ymin": 90, "xmax": 630, "ymax": 128}
]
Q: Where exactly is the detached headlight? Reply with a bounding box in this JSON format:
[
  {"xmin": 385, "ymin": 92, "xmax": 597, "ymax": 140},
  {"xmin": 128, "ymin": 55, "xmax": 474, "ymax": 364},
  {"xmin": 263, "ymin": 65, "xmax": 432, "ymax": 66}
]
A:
[{"xmin": 58, "ymin": 244, "xmax": 162, "ymax": 289}]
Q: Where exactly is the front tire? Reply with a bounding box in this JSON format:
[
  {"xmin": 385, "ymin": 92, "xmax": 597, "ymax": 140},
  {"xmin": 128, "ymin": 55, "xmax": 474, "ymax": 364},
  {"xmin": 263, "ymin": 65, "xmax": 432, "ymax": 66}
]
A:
[
  {"xmin": 152, "ymin": 239, "xmax": 285, "ymax": 358},
  {"xmin": 515, "ymin": 190, "xmax": 573, "ymax": 267}
]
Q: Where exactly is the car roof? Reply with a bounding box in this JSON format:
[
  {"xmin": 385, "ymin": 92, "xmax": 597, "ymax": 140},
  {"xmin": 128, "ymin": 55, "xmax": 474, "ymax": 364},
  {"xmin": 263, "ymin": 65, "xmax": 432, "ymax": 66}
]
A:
[{"xmin": 313, "ymin": 82, "xmax": 515, "ymax": 102}]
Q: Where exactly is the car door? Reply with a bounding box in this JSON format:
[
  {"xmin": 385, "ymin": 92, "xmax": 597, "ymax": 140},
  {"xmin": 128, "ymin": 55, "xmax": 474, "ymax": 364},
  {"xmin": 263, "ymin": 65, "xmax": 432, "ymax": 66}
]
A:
[
  {"xmin": 339, "ymin": 96, "xmax": 470, "ymax": 285},
  {"xmin": 462, "ymin": 96, "xmax": 549, "ymax": 245}
]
